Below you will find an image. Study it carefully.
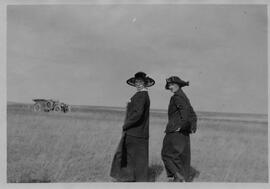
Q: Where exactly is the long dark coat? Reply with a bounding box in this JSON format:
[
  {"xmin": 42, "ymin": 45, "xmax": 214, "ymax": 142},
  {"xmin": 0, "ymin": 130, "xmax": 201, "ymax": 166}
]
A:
[
  {"xmin": 161, "ymin": 89, "xmax": 197, "ymax": 181},
  {"xmin": 110, "ymin": 91, "xmax": 150, "ymax": 182},
  {"xmin": 165, "ymin": 89, "xmax": 197, "ymax": 133}
]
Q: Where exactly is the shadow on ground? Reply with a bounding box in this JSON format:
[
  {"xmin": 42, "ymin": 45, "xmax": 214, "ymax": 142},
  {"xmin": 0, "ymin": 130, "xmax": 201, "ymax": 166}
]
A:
[
  {"xmin": 148, "ymin": 164, "xmax": 200, "ymax": 182},
  {"xmin": 148, "ymin": 164, "xmax": 164, "ymax": 182},
  {"xmin": 188, "ymin": 166, "xmax": 200, "ymax": 182}
]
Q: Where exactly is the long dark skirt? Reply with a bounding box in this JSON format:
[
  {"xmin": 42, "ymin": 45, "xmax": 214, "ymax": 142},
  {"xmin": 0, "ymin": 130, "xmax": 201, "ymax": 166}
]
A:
[
  {"xmin": 110, "ymin": 134, "xmax": 149, "ymax": 182},
  {"xmin": 161, "ymin": 132, "xmax": 190, "ymax": 181}
]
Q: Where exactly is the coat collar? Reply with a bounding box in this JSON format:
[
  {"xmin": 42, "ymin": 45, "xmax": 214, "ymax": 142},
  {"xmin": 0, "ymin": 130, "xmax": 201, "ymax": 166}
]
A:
[
  {"xmin": 137, "ymin": 88, "xmax": 148, "ymax": 93},
  {"xmin": 173, "ymin": 88, "xmax": 185, "ymax": 98}
]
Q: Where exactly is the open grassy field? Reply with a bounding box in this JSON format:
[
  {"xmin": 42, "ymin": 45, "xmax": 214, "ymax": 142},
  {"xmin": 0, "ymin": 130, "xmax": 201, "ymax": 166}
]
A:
[{"xmin": 7, "ymin": 103, "xmax": 268, "ymax": 182}]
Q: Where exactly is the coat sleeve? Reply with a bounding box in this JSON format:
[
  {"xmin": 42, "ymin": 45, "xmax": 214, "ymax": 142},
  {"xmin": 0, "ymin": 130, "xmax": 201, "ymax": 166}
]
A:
[
  {"xmin": 173, "ymin": 95, "xmax": 189, "ymax": 123},
  {"xmin": 122, "ymin": 93, "xmax": 145, "ymax": 131},
  {"xmin": 190, "ymin": 106, "xmax": 197, "ymax": 122}
]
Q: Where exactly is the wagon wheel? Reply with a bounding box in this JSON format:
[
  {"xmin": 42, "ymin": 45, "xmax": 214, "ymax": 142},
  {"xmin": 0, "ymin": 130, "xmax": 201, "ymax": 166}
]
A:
[
  {"xmin": 33, "ymin": 103, "xmax": 41, "ymax": 112},
  {"xmin": 46, "ymin": 101, "xmax": 53, "ymax": 110},
  {"xmin": 54, "ymin": 105, "xmax": 61, "ymax": 112}
]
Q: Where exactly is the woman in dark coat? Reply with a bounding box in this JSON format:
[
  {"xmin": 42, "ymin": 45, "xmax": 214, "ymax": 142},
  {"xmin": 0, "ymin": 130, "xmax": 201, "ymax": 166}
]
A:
[
  {"xmin": 110, "ymin": 72, "xmax": 155, "ymax": 182},
  {"xmin": 161, "ymin": 76, "xmax": 197, "ymax": 182}
]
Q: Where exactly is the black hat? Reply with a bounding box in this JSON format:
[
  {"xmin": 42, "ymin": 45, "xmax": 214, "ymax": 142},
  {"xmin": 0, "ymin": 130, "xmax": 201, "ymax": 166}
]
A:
[
  {"xmin": 127, "ymin": 72, "xmax": 155, "ymax": 87},
  {"xmin": 165, "ymin": 76, "xmax": 189, "ymax": 89}
]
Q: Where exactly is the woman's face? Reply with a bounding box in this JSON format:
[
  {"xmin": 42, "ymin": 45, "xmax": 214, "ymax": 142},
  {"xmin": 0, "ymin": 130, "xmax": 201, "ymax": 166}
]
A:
[
  {"xmin": 168, "ymin": 83, "xmax": 179, "ymax": 93},
  {"xmin": 135, "ymin": 79, "xmax": 145, "ymax": 91}
]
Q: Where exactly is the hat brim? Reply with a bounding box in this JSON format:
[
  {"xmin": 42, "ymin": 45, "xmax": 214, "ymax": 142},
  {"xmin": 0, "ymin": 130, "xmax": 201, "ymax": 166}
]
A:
[
  {"xmin": 165, "ymin": 81, "xmax": 189, "ymax": 90},
  {"xmin": 127, "ymin": 77, "xmax": 155, "ymax": 87}
]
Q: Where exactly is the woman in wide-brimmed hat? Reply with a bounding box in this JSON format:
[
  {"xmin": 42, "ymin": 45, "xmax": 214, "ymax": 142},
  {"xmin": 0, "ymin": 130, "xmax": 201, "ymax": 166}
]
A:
[
  {"xmin": 110, "ymin": 72, "xmax": 155, "ymax": 182},
  {"xmin": 161, "ymin": 76, "xmax": 197, "ymax": 182}
]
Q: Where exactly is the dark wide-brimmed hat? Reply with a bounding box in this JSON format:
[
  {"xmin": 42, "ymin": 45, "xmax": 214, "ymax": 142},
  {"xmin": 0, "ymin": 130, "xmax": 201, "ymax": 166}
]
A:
[
  {"xmin": 126, "ymin": 72, "xmax": 155, "ymax": 87},
  {"xmin": 165, "ymin": 76, "xmax": 189, "ymax": 89}
]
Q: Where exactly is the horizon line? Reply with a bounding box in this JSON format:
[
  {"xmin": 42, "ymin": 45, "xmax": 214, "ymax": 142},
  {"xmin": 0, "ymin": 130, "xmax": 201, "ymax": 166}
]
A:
[{"xmin": 7, "ymin": 101, "xmax": 268, "ymax": 116}]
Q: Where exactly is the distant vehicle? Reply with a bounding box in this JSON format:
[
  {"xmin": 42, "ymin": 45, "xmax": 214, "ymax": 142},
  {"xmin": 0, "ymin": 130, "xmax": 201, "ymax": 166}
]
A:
[{"xmin": 32, "ymin": 99, "xmax": 70, "ymax": 113}]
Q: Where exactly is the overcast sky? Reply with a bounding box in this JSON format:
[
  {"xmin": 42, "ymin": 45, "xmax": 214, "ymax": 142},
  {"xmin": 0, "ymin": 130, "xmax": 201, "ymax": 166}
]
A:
[{"xmin": 7, "ymin": 5, "xmax": 267, "ymax": 114}]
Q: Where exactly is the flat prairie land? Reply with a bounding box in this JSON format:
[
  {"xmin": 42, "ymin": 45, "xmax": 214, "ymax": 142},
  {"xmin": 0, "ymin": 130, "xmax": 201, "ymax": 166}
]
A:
[{"xmin": 7, "ymin": 103, "xmax": 268, "ymax": 183}]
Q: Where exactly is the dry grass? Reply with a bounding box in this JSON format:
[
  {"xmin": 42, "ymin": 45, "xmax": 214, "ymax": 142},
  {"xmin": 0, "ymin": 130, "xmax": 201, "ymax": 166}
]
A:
[{"xmin": 7, "ymin": 106, "xmax": 268, "ymax": 182}]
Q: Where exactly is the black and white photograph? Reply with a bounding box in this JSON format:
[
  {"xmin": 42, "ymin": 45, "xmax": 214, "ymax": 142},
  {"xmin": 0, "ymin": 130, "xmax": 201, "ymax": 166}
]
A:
[{"xmin": 1, "ymin": 0, "xmax": 269, "ymax": 186}]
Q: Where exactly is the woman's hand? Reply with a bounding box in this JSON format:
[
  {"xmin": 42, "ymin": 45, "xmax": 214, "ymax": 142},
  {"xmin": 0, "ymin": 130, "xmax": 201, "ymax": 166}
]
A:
[
  {"xmin": 122, "ymin": 130, "xmax": 126, "ymax": 137},
  {"xmin": 190, "ymin": 122, "xmax": 197, "ymax": 133}
]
